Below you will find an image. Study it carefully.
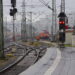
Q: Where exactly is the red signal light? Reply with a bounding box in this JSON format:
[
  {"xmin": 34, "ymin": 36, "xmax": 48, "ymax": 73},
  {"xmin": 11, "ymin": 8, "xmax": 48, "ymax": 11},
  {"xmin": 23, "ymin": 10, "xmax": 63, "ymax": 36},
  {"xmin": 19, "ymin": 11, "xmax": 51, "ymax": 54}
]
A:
[
  {"xmin": 59, "ymin": 21, "xmax": 62, "ymax": 24},
  {"xmin": 59, "ymin": 21, "xmax": 65, "ymax": 24}
]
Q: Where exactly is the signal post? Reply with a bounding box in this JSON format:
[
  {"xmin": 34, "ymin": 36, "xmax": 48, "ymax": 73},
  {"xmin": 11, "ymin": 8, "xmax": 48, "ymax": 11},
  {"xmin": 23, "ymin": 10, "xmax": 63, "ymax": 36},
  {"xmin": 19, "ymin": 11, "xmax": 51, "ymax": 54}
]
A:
[
  {"xmin": 10, "ymin": 0, "xmax": 17, "ymax": 42},
  {"xmin": 58, "ymin": 12, "xmax": 66, "ymax": 47}
]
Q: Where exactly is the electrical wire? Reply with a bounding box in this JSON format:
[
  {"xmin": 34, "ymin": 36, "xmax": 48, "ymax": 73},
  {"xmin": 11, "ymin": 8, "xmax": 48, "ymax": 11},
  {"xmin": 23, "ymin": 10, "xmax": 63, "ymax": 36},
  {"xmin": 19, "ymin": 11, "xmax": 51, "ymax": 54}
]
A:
[{"xmin": 39, "ymin": 0, "xmax": 53, "ymax": 11}]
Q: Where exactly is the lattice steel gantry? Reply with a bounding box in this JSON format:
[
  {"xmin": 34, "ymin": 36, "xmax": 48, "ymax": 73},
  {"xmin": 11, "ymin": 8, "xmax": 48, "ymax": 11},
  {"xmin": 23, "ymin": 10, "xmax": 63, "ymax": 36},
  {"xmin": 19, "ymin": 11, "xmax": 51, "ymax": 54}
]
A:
[
  {"xmin": 21, "ymin": 0, "xmax": 27, "ymax": 41},
  {"xmin": 61, "ymin": 0, "xmax": 65, "ymax": 12},
  {"xmin": 52, "ymin": 0, "xmax": 57, "ymax": 41}
]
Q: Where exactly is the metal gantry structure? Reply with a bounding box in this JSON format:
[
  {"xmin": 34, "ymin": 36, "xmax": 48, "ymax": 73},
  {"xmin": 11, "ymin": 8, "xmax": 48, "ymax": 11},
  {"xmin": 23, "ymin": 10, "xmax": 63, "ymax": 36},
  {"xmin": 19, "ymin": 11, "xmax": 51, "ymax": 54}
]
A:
[
  {"xmin": 29, "ymin": 12, "xmax": 33, "ymax": 42},
  {"xmin": 38, "ymin": 0, "xmax": 57, "ymax": 40},
  {"xmin": 61, "ymin": 0, "xmax": 65, "ymax": 12},
  {"xmin": 21, "ymin": 0, "xmax": 27, "ymax": 42},
  {"xmin": 52, "ymin": 0, "xmax": 57, "ymax": 40}
]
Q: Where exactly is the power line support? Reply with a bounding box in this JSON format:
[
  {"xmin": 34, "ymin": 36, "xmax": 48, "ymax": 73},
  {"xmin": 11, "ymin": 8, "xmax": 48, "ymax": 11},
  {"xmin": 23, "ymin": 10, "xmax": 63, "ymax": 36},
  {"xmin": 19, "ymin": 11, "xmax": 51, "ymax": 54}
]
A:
[
  {"xmin": 29, "ymin": 12, "xmax": 33, "ymax": 43},
  {"xmin": 61, "ymin": 0, "xmax": 65, "ymax": 12},
  {"xmin": 12, "ymin": 15, "xmax": 16, "ymax": 41},
  {"xmin": 21, "ymin": 0, "xmax": 27, "ymax": 42},
  {"xmin": 5, "ymin": 17, "xmax": 7, "ymax": 37},
  {"xmin": 52, "ymin": 0, "xmax": 57, "ymax": 41},
  {"xmin": 0, "ymin": 0, "xmax": 5, "ymax": 58}
]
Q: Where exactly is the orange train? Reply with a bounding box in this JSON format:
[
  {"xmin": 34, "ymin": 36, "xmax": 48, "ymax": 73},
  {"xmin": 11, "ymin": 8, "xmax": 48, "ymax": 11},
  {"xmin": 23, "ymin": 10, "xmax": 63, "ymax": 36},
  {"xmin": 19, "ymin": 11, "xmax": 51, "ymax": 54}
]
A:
[{"xmin": 35, "ymin": 32, "xmax": 50, "ymax": 40}]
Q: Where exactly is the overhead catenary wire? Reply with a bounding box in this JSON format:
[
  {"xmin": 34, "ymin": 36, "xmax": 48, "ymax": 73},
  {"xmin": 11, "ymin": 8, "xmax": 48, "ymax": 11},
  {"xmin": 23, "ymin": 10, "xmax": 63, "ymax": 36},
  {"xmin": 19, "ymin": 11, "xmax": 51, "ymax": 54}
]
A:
[
  {"xmin": 39, "ymin": 0, "xmax": 53, "ymax": 11},
  {"xmin": 18, "ymin": 11, "xmax": 50, "ymax": 22}
]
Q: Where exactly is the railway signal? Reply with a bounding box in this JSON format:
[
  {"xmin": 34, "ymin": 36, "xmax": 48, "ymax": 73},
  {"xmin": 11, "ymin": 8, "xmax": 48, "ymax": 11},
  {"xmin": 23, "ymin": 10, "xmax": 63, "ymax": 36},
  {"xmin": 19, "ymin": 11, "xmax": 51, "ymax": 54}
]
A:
[
  {"xmin": 58, "ymin": 12, "xmax": 66, "ymax": 43},
  {"xmin": 10, "ymin": 0, "xmax": 17, "ymax": 42},
  {"xmin": 59, "ymin": 17, "xmax": 65, "ymax": 30},
  {"xmin": 10, "ymin": 8, "xmax": 17, "ymax": 16},
  {"xmin": 10, "ymin": 0, "xmax": 17, "ymax": 16}
]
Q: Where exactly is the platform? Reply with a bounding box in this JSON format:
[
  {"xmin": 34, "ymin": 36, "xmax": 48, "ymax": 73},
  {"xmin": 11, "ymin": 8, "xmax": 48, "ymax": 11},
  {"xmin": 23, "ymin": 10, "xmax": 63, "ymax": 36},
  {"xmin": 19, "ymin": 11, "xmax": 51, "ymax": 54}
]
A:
[{"xmin": 19, "ymin": 47, "xmax": 59, "ymax": 75}]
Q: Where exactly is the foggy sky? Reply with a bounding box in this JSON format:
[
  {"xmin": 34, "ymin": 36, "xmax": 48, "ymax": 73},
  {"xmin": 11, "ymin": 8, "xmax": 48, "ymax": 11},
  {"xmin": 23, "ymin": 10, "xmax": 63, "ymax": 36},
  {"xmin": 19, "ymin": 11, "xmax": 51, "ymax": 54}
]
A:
[
  {"xmin": 3, "ymin": 0, "xmax": 75, "ymax": 33},
  {"xmin": 3, "ymin": 0, "xmax": 75, "ymax": 20}
]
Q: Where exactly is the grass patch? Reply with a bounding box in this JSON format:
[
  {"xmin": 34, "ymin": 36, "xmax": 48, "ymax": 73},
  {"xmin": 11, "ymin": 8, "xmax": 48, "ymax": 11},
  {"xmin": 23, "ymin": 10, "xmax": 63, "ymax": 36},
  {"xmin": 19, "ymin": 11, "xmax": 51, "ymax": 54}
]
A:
[
  {"xmin": 0, "ymin": 59, "xmax": 8, "ymax": 66},
  {"xmin": 65, "ymin": 44, "xmax": 72, "ymax": 47},
  {"xmin": 65, "ymin": 44, "xmax": 75, "ymax": 47},
  {"xmin": 21, "ymin": 41, "xmax": 41, "ymax": 47},
  {"xmin": 32, "ymin": 42, "xmax": 40, "ymax": 46},
  {"xmin": 6, "ymin": 53, "xmax": 14, "ymax": 57},
  {"xmin": 0, "ymin": 55, "xmax": 16, "ymax": 67}
]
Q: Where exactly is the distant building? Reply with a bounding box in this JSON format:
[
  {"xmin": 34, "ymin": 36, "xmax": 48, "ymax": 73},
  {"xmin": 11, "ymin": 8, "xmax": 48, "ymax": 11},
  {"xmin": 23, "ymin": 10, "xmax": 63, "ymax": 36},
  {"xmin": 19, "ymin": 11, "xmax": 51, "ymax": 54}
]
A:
[{"xmin": 65, "ymin": 29, "xmax": 73, "ymax": 44}]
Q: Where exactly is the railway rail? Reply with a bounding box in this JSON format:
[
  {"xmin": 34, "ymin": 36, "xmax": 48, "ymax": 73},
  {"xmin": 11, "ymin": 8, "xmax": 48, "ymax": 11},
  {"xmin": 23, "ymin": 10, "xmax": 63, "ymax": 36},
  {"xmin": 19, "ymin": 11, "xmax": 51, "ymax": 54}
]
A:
[{"xmin": 0, "ymin": 42, "xmax": 49, "ymax": 75}]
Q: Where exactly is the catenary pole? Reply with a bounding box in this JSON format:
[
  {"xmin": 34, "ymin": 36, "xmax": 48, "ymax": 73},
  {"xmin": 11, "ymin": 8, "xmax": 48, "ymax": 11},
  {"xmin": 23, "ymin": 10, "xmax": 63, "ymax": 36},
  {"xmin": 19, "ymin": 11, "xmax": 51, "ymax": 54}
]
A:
[{"xmin": 0, "ymin": 0, "xmax": 5, "ymax": 58}]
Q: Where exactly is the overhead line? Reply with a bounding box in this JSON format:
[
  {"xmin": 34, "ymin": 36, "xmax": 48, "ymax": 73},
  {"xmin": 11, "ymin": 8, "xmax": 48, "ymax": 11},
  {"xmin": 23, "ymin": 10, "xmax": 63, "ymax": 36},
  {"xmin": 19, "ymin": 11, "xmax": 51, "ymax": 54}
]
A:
[{"xmin": 39, "ymin": 0, "xmax": 53, "ymax": 11}]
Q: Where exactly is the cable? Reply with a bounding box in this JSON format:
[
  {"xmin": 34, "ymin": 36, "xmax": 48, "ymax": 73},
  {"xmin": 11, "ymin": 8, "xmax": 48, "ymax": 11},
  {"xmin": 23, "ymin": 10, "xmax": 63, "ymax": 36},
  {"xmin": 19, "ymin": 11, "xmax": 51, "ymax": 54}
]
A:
[{"xmin": 39, "ymin": 0, "xmax": 53, "ymax": 11}]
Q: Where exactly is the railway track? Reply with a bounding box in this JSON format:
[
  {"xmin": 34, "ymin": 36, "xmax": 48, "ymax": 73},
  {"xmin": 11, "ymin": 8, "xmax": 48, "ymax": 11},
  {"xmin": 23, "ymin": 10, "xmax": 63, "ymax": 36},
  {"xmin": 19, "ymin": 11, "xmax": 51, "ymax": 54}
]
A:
[{"xmin": 0, "ymin": 42, "xmax": 49, "ymax": 75}]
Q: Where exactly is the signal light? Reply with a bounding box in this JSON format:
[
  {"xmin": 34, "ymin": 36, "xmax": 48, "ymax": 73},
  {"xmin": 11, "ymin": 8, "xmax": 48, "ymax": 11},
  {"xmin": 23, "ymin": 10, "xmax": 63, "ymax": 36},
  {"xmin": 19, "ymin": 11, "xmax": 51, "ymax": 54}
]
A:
[
  {"xmin": 59, "ymin": 17, "xmax": 65, "ymax": 43},
  {"xmin": 10, "ymin": 8, "xmax": 17, "ymax": 16},
  {"xmin": 13, "ymin": 8, "xmax": 17, "ymax": 14},
  {"xmin": 10, "ymin": 9, "xmax": 13, "ymax": 16},
  {"xmin": 59, "ymin": 18, "xmax": 65, "ymax": 30},
  {"xmin": 59, "ymin": 21, "xmax": 65, "ymax": 24}
]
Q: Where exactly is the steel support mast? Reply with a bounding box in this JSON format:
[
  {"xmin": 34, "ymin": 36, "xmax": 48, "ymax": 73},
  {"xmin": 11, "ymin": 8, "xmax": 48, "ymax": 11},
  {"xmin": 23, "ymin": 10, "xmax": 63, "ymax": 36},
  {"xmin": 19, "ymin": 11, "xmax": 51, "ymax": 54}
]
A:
[
  {"xmin": 21, "ymin": 0, "xmax": 27, "ymax": 42},
  {"xmin": 52, "ymin": 0, "xmax": 57, "ymax": 41},
  {"xmin": 0, "ymin": 0, "xmax": 5, "ymax": 58},
  {"xmin": 61, "ymin": 0, "xmax": 65, "ymax": 12},
  {"xmin": 29, "ymin": 12, "xmax": 33, "ymax": 43}
]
